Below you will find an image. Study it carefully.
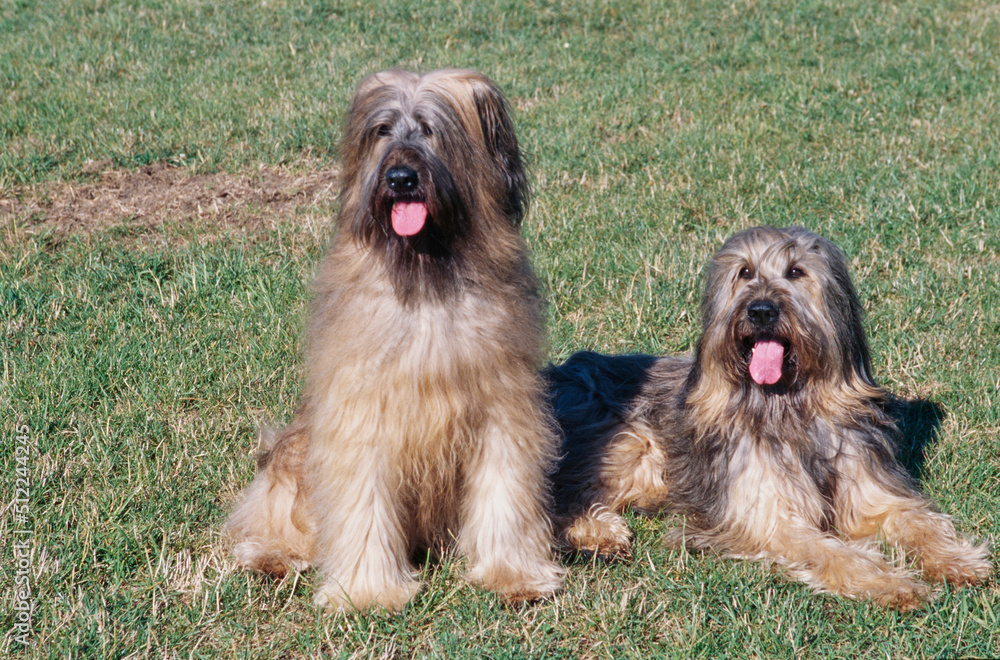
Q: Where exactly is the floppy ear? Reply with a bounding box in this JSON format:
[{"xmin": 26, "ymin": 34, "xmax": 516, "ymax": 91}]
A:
[
  {"xmin": 812, "ymin": 233, "xmax": 878, "ymax": 388},
  {"xmin": 834, "ymin": 260, "xmax": 877, "ymax": 388},
  {"xmin": 472, "ymin": 79, "xmax": 529, "ymax": 225}
]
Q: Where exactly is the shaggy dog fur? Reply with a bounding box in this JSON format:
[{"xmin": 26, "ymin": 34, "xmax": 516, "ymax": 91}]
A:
[
  {"xmin": 226, "ymin": 69, "xmax": 564, "ymax": 611},
  {"xmin": 548, "ymin": 226, "xmax": 991, "ymax": 610}
]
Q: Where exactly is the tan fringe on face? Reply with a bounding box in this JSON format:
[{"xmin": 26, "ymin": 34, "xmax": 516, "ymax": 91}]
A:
[
  {"xmin": 225, "ymin": 69, "xmax": 564, "ymax": 612},
  {"xmin": 549, "ymin": 226, "xmax": 991, "ymax": 610}
]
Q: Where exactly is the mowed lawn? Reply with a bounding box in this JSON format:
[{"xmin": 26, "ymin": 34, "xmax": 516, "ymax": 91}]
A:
[{"xmin": 2, "ymin": 0, "xmax": 999, "ymax": 657}]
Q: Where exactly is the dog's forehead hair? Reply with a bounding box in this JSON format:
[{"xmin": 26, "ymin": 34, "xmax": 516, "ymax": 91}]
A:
[
  {"xmin": 715, "ymin": 226, "xmax": 833, "ymax": 280},
  {"xmin": 353, "ymin": 69, "xmax": 494, "ymax": 139},
  {"xmin": 755, "ymin": 237, "xmax": 824, "ymax": 278}
]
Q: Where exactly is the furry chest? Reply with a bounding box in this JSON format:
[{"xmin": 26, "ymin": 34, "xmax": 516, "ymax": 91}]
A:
[
  {"xmin": 723, "ymin": 436, "xmax": 830, "ymax": 541},
  {"xmin": 308, "ymin": 299, "xmax": 505, "ymax": 450}
]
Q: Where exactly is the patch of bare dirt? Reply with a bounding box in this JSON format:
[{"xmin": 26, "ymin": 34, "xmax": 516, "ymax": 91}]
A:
[{"xmin": 0, "ymin": 160, "xmax": 340, "ymax": 245}]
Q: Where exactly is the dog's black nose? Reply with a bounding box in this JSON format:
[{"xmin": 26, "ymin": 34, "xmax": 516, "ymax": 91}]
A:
[
  {"xmin": 747, "ymin": 300, "xmax": 779, "ymax": 327},
  {"xmin": 385, "ymin": 166, "xmax": 419, "ymax": 193}
]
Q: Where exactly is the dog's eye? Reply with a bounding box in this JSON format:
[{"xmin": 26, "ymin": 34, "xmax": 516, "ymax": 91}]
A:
[
  {"xmin": 420, "ymin": 122, "xmax": 433, "ymax": 137},
  {"xmin": 375, "ymin": 124, "xmax": 391, "ymax": 137},
  {"xmin": 788, "ymin": 267, "xmax": 804, "ymax": 279},
  {"xmin": 738, "ymin": 267, "xmax": 753, "ymax": 280}
]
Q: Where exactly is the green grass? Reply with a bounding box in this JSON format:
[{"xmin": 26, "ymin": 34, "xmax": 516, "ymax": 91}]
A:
[{"xmin": 3, "ymin": 0, "xmax": 999, "ymax": 657}]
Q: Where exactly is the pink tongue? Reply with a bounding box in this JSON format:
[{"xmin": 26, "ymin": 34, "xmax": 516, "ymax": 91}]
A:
[
  {"xmin": 391, "ymin": 201, "xmax": 427, "ymax": 236},
  {"xmin": 749, "ymin": 340, "xmax": 785, "ymax": 385}
]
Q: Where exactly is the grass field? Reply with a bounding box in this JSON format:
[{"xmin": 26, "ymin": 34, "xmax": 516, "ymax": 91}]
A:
[{"xmin": 2, "ymin": 0, "xmax": 999, "ymax": 657}]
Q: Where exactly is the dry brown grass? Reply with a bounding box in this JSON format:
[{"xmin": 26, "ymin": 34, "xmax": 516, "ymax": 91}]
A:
[{"xmin": 0, "ymin": 160, "xmax": 339, "ymax": 246}]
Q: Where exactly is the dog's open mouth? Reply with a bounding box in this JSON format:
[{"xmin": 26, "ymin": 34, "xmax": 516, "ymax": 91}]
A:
[
  {"xmin": 741, "ymin": 335, "xmax": 793, "ymax": 386},
  {"xmin": 390, "ymin": 198, "xmax": 428, "ymax": 236}
]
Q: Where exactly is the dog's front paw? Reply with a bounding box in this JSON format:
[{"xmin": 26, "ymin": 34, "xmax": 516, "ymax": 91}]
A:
[
  {"xmin": 313, "ymin": 577, "xmax": 421, "ymax": 613},
  {"xmin": 921, "ymin": 545, "xmax": 993, "ymax": 587},
  {"xmin": 467, "ymin": 559, "xmax": 565, "ymax": 604},
  {"xmin": 868, "ymin": 576, "xmax": 930, "ymax": 612}
]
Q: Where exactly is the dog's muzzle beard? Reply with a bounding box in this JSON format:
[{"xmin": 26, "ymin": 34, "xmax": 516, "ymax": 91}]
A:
[
  {"xmin": 369, "ymin": 146, "xmax": 468, "ymax": 249},
  {"xmin": 737, "ymin": 298, "xmax": 796, "ymax": 388},
  {"xmin": 363, "ymin": 144, "xmax": 472, "ymax": 302}
]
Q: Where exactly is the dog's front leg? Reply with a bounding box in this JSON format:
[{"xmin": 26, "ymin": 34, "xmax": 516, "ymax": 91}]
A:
[
  {"xmin": 308, "ymin": 437, "xmax": 420, "ymax": 612},
  {"xmin": 458, "ymin": 412, "xmax": 565, "ymax": 603},
  {"xmin": 763, "ymin": 527, "xmax": 930, "ymax": 611},
  {"xmin": 840, "ymin": 471, "xmax": 992, "ymax": 587}
]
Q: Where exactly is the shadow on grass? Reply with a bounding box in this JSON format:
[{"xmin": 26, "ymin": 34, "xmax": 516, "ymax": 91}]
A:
[{"xmin": 887, "ymin": 396, "xmax": 946, "ymax": 484}]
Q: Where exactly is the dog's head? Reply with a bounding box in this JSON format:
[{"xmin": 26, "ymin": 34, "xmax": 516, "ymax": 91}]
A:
[
  {"xmin": 696, "ymin": 226, "xmax": 875, "ymax": 393},
  {"xmin": 338, "ymin": 69, "xmax": 528, "ymax": 252}
]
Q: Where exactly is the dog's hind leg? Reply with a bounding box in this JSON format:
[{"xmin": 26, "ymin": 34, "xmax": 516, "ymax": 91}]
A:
[
  {"xmin": 556, "ymin": 503, "xmax": 633, "ymax": 558},
  {"xmin": 226, "ymin": 424, "xmax": 315, "ymax": 576},
  {"xmin": 555, "ymin": 422, "xmax": 669, "ymax": 558}
]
